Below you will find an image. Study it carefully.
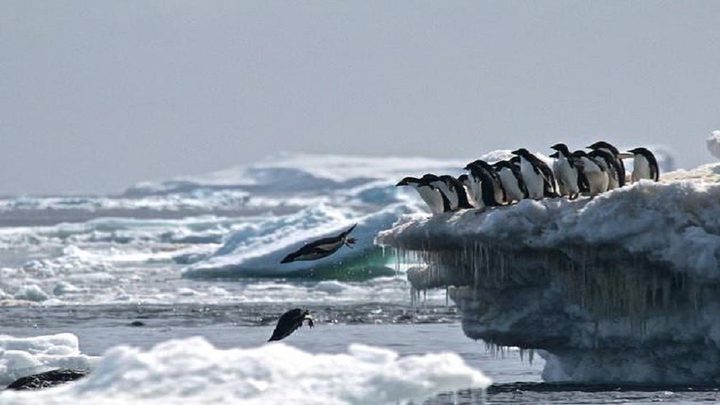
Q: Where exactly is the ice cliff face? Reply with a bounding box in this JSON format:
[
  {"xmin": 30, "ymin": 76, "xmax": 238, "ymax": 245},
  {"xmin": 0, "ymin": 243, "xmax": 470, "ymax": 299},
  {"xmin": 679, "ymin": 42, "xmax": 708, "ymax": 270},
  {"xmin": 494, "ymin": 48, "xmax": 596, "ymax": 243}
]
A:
[{"xmin": 377, "ymin": 163, "xmax": 720, "ymax": 384}]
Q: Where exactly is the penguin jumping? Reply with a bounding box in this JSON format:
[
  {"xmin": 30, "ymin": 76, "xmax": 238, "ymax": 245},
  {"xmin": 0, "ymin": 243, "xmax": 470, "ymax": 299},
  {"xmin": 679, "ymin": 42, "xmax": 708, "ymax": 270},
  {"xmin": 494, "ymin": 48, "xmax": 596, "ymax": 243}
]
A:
[
  {"xmin": 281, "ymin": 224, "xmax": 357, "ymax": 263},
  {"xmin": 628, "ymin": 147, "xmax": 660, "ymax": 182},
  {"xmin": 268, "ymin": 308, "xmax": 314, "ymax": 341}
]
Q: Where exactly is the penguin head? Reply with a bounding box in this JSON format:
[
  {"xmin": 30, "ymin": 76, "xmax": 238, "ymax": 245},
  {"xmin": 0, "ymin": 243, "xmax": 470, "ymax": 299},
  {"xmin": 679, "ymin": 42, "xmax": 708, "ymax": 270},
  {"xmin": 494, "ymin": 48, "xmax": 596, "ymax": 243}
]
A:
[
  {"xmin": 588, "ymin": 141, "xmax": 620, "ymax": 155},
  {"xmin": 548, "ymin": 151, "xmax": 559, "ymax": 159},
  {"xmin": 511, "ymin": 148, "xmax": 531, "ymax": 158},
  {"xmin": 419, "ymin": 173, "xmax": 440, "ymax": 186},
  {"xmin": 571, "ymin": 150, "xmax": 588, "ymax": 158},
  {"xmin": 550, "ymin": 143, "xmax": 571, "ymax": 155},
  {"xmin": 458, "ymin": 174, "xmax": 469, "ymax": 183},
  {"xmin": 509, "ymin": 156, "xmax": 521, "ymax": 165},
  {"xmin": 492, "ymin": 160, "xmax": 511, "ymax": 170},
  {"xmin": 627, "ymin": 147, "xmax": 650, "ymax": 155},
  {"xmin": 396, "ymin": 176, "xmax": 419, "ymax": 186}
]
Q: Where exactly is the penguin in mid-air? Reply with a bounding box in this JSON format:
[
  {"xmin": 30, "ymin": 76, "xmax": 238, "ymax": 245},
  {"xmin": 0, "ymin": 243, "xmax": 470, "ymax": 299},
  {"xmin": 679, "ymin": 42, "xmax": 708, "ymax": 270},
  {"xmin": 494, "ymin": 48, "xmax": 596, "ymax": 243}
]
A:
[
  {"xmin": 268, "ymin": 308, "xmax": 314, "ymax": 341},
  {"xmin": 628, "ymin": 147, "xmax": 660, "ymax": 182},
  {"xmin": 550, "ymin": 143, "xmax": 580, "ymax": 199},
  {"xmin": 464, "ymin": 160, "xmax": 505, "ymax": 207},
  {"xmin": 492, "ymin": 160, "xmax": 527, "ymax": 203},
  {"xmin": 396, "ymin": 176, "xmax": 444, "ymax": 214},
  {"xmin": 588, "ymin": 141, "xmax": 627, "ymax": 187},
  {"xmin": 510, "ymin": 149, "xmax": 558, "ymax": 200},
  {"xmin": 571, "ymin": 150, "xmax": 608, "ymax": 196},
  {"xmin": 281, "ymin": 224, "xmax": 357, "ymax": 263}
]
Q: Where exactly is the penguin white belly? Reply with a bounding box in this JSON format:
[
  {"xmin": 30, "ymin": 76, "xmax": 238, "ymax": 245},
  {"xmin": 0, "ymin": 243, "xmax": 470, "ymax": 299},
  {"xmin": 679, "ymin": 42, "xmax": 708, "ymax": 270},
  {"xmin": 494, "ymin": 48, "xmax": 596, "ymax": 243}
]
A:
[
  {"xmin": 632, "ymin": 155, "xmax": 652, "ymax": 182},
  {"xmin": 461, "ymin": 184, "xmax": 479, "ymax": 207},
  {"xmin": 520, "ymin": 159, "xmax": 544, "ymax": 200},
  {"xmin": 416, "ymin": 185, "xmax": 443, "ymax": 214},
  {"xmin": 581, "ymin": 158, "xmax": 608, "ymax": 195},
  {"xmin": 552, "ymin": 157, "xmax": 579, "ymax": 196},
  {"xmin": 606, "ymin": 166, "xmax": 619, "ymax": 190},
  {"xmin": 433, "ymin": 182, "xmax": 458, "ymax": 210},
  {"xmin": 498, "ymin": 168, "xmax": 524, "ymax": 202}
]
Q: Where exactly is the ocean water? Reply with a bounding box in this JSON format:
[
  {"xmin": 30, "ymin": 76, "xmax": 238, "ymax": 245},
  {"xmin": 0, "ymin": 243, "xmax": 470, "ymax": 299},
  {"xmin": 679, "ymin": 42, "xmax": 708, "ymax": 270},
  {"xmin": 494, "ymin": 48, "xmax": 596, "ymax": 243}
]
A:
[{"xmin": 0, "ymin": 154, "xmax": 717, "ymax": 403}]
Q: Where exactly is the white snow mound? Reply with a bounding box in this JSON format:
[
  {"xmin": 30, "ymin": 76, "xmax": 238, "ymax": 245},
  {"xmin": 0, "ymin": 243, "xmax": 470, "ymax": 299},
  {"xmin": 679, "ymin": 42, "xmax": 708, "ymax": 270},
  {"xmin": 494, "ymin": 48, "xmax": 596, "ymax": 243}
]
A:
[
  {"xmin": 0, "ymin": 333, "xmax": 97, "ymax": 387},
  {"xmin": 1, "ymin": 337, "xmax": 491, "ymax": 405}
]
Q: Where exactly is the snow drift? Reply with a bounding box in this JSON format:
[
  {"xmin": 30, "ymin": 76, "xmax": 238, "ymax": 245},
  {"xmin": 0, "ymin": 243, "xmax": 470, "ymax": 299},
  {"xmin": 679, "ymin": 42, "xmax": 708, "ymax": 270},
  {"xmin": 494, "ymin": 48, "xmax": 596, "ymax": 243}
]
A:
[
  {"xmin": 0, "ymin": 334, "xmax": 96, "ymax": 387},
  {"xmin": 0, "ymin": 337, "xmax": 491, "ymax": 404},
  {"xmin": 377, "ymin": 161, "xmax": 720, "ymax": 384}
]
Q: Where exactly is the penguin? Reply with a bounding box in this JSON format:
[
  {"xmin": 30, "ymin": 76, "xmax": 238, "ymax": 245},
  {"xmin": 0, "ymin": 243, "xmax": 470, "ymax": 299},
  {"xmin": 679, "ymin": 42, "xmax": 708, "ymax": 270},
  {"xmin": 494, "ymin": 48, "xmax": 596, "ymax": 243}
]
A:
[
  {"xmin": 588, "ymin": 141, "xmax": 627, "ymax": 187},
  {"xmin": 458, "ymin": 174, "xmax": 480, "ymax": 207},
  {"xmin": 628, "ymin": 147, "xmax": 660, "ymax": 182},
  {"xmin": 268, "ymin": 308, "xmax": 314, "ymax": 341},
  {"xmin": 420, "ymin": 174, "xmax": 453, "ymax": 212},
  {"xmin": 281, "ymin": 224, "xmax": 357, "ymax": 263},
  {"xmin": 492, "ymin": 160, "xmax": 527, "ymax": 203},
  {"xmin": 464, "ymin": 161, "xmax": 505, "ymax": 207},
  {"xmin": 571, "ymin": 151, "xmax": 608, "ymax": 196},
  {"xmin": 395, "ymin": 176, "xmax": 444, "ymax": 214},
  {"xmin": 550, "ymin": 143, "xmax": 580, "ymax": 199},
  {"xmin": 439, "ymin": 175, "xmax": 474, "ymax": 210},
  {"xmin": 510, "ymin": 149, "xmax": 558, "ymax": 200},
  {"xmin": 588, "ymin": 149, "xmax": 623, "ymax": 190}
]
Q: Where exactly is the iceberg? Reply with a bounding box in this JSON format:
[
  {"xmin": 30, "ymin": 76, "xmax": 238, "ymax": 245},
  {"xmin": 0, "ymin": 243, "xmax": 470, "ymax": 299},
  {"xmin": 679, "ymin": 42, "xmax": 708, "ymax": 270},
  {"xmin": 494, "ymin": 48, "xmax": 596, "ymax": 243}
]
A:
[
  {"xmin": 377, "ymin": 161, "xmax": 720, "ymax": 384},
  {"xmin": 1, "ymin": 337, "xmax": 491, "ymax": 405}
]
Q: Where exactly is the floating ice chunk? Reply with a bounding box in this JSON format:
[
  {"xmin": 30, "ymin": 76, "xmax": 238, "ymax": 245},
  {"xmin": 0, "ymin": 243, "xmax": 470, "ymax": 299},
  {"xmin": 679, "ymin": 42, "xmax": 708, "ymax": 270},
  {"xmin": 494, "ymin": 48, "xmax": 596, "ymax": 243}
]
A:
[
  {"xmin": 52, "ymin": 282, "xmax": 80, "ymax": 296},
  {"xmin": 1, "ymin": 338, "xmax": 491, "ymax": 404},
  {"xmin": 0, "ymin": 334, "xmax": 97, "ymax": 387},
  {"xmin": 707, "ymin": 130, "xmax": 720, "ymax": 160},
  {"xmin": 13, "ymin": 285, "xmax": 49, "ymax": 302}
]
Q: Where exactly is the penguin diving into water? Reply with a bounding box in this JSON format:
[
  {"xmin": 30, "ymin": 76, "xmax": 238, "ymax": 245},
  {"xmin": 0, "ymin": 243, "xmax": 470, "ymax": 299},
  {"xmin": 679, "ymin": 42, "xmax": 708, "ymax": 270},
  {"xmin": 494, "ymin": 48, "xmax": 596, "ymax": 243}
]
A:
[
  {"xmin": 280, "ymin": 224, "xmax": 357, "ymax": 263},
  {"xmin": 268, "ymin": 308, "xmax": 314, "ymax": 341}
]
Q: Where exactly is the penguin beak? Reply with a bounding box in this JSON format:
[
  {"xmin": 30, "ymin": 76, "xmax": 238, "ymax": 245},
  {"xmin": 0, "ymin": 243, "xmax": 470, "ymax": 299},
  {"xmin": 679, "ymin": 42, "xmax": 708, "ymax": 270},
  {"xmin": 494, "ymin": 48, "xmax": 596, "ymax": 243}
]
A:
[
  {"xmin": 396, "ymin": 179, "xmax": 408, "ymax": 186},
  {"xmin": 510, "ymin": 149, "xmax": 520, "ymax": 155},
  {"xmin": 549, "ymin": 152, "xmax": 559, "ymax": 158}
]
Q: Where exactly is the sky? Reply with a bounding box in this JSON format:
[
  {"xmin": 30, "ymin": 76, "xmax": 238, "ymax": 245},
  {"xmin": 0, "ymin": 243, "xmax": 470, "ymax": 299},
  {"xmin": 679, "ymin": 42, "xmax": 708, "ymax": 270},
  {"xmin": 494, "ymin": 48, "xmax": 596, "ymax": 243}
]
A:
[{"xmin": 1, "ymin": 1, "xmax": 720, "ymax": 195}]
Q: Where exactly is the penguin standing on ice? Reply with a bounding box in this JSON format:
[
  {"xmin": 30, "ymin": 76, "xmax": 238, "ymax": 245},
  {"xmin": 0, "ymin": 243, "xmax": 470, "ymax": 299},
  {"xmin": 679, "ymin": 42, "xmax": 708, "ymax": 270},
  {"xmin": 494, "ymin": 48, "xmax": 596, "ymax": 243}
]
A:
[
  {"xmin": 420, "ymin": 174, "xmax": 453, "ymax": 212},
  {"xmin": 571, "ymin": 151, "xmax": 608, "ymax": 196},
  {"xmin": 628, "ymin": 147, "xmax": 660, "ymax": 182},
  {"xmin": 550, "ymin": 143, "xmax": 580, "ymax": 199},
  {"xmin": 464, "ymin": 160, "xmax": 505, "ymax": 207},
  {"xmin": 588, "ymin": 141, "xmax": 627, "ymax": 187},
  {"xmin": 458, "ymin": 174, "xmax": 480, "ymax": 207},
  {"xmin": 438, "ymin": 175, "xmax": 474, "ymax": 210},
  {"xmin": 492, "ymin": 160, "xmax": 527, "ymax": 203},
  {"xmin": 396, "ymin": 176, "xmax": 444, "ymax": 214},
  {"xmin": 588, "ymin": 149, "xmax": 623, "ymax": 190},
  {"xmin": 511, "ymin": 149, "xmax": 558, "ymax": 200}
]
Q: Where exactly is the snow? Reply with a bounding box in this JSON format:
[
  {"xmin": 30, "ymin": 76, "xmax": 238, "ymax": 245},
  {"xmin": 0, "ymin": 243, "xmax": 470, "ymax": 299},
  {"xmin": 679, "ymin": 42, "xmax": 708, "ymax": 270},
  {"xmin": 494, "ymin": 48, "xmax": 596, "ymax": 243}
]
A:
[
  {"xmin": 0, "ymin": 334, "xmax": 97, "ymax": 387},
  {"xmin": 377, "ymin": 161, "xmax": 720, "ymax": 383},
  {"xmin": 1, "ymin": 337, "xmax": 491, "ymax": 405}
]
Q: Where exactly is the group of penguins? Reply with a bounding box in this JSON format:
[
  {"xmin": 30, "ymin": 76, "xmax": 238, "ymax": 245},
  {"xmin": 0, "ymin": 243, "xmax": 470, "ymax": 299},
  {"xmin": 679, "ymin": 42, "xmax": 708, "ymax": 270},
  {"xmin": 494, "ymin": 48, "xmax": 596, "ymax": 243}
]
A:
[{"xmin": 396, "ymin": 141, "xmax": 660, "ymax": 214}]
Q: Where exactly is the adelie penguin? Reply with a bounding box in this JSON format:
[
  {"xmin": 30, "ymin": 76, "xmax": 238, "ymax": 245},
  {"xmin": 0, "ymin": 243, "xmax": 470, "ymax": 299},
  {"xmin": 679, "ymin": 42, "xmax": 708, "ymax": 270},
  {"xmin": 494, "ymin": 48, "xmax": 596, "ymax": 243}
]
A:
[
  {"xmin": 550, "ymin": 143, "xmax": 580, "ymax": 199},
  {"xmin": 432, "ymin": 175, "xmax": 474, "ymax": 211},
  {"xmin": 588, "ymin": 141, "xmax": 627, "ymax": 187},
  {"xmin": 268, "ymin": 308, "xmax": 314, "ymax": 341},
  {"xmin": 457, "ymin": 174, "xmax": 480, "ymax": 207},
  {"xmin": 280, "ymin": 224, "xmax": 357, "ymax": 263},
  {"xmin": 571, "ymin": 150, "xmax": 608, "ymax": 196},
  {"xmin": 510, "ymin": 148, "xmax": 558, "ymax": 200},
  {"xmin": 588, "ymin": 149, "xmax": 623, "ymax": 190},
  {"xmin": 628, "ymin": 147, "xmax": 660, "ymax": 182},
  {"xmin": 396, "ymin": 176, "xmax": 444, "ymax": 214},
  {"xmin": 492, "ymin": 160, "xmax": 527, "ymax": 203},
  {"xmin": 420, "ymin": 173, "xmax": 453, "ymax": 212},
  {"xmin": 464, "ymin": 160, "xmax": 506, "ymax": 207}
]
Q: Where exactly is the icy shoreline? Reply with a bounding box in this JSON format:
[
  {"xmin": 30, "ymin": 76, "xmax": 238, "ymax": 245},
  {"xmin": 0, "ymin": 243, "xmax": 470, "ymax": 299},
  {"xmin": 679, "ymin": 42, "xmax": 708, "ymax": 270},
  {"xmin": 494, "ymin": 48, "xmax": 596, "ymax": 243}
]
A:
[{"xmin": 377, "ymin": 163, "xmax": 720, "ymax": 384}]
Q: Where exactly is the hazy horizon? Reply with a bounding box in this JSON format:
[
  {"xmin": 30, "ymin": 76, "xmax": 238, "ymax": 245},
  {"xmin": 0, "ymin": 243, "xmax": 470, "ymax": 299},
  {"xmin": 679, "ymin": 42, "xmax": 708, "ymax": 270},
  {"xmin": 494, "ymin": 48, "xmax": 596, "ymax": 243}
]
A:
[{"xmin": 2, "ymin": 1, "xmax": 720, "ymax": 195}]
